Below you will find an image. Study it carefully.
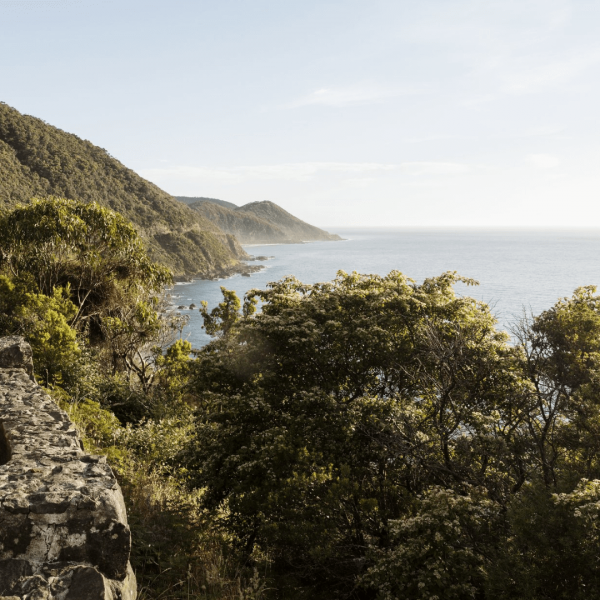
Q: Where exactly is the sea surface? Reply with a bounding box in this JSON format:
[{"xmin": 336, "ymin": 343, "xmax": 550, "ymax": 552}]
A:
[{"xmin": 170, "ymin": 228, "xmax": 600, "ymax": 349}]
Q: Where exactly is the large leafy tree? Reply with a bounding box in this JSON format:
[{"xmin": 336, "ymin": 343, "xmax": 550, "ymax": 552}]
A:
[
  {"xmin": 0, "ymin": 196, "xmax": 171, "ymax": 327},
  {"xmin": 190, "ymin": 271, "xmax": 526, "ymax": 598},
  {"xmin": 0, "ymin": 196, "xmax": 182, "ymax": 398},
  {"xmin": 191, "ymin": 275, "xmax": 600, "ymax": 599}
]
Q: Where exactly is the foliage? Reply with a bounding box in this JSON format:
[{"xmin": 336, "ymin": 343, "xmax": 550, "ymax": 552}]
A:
[
  {"xmin": 486, "ymin": 479, "xmax": 600, "ymax": 600},
  {"xmin": 60, "ymin": 397, "xmax": 123, "ymax": 452},
  {"xmin": 189, "ymin": 274, "xmax": 600, "ymax": 599},
  {"xmin": 0, "ymin": 191, "xmax": 257, "ymax": 598},
  {"xmin": 0, "ymin": 274, "xmax": 81, "ymax": 386},
  {"xmin": 0, "ymin": 196, "xmax": 171, "ymax": 324},
  {"xmin": 200, "ymin": 286, "xmax": 256, "ymax": 337},
  {"xmin": 363, "ymin": 487, "xmax": 498, "ymax": 600},
  {"xmin": 190, "ymin": 271, "xmax": 517, "ymax": 596},
  {"xmin": 0, "ymin": 197, "xmax": 196, "ymax": 407}
]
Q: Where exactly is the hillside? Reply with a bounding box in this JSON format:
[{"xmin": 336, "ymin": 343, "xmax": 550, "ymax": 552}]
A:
[
  {"xmin": 186, "ymin": 199, "xmax": 342, "ymax": 244},
  {"xmin": 238, "ymin": 201, "xmax": 341, "ymax": 242},
  {"xmin": 189, "ymin": 200, "xmax": 290, "ymax": 244},
  {"xmin": 175, "ymin": 196, "xmax": 238, "ymax": 210},
  {"xmin": 0, "ymin": 102, "xmax": 249, "ymax": 278}
]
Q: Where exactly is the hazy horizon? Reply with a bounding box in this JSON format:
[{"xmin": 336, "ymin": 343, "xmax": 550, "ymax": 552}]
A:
[
  {"xmin": 308, "ymin": 225, "xmax": 600, "ymax": 232},
  {"xmin": 2, "ymin": 0, "xmax": 599, "ymax": 228}
]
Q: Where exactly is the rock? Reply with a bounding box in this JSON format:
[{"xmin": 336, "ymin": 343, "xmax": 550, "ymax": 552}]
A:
[
  {"xmin": 0, "ymin": 337, "xmax": 136, "ymax": 599},
  {"xmin": 189, "ymin": 303, "xmax": 196, "ymax": 309},
  {"xmin": 178, "ymin": 305, "xmax": 187, "ymax": 310},
  {"xmin": 0, "ymin": 559, "xmax": 32, "ymax": 595},
  {"xmin": 0, "ymin": 337, "xmax": 33, "ymax": 379},
  {"xmin": 241, "ymin": 273, "xmax": 251, "ymax": 277}
]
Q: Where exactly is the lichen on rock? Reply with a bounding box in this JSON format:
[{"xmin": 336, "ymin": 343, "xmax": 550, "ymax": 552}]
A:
[{"xmin": 0, "ymin": 337, "xmax": 136, "ymax": 599}]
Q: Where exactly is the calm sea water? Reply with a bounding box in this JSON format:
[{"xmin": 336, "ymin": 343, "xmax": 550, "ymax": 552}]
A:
[{"xmin": 171, "ymin": 228, "xmax": 600, "ymax": 349}]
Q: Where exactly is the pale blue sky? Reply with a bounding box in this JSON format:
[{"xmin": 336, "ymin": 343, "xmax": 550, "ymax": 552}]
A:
[{"xmin": 2, "ymin": 0, "xmax": 600, "ymax": 226}]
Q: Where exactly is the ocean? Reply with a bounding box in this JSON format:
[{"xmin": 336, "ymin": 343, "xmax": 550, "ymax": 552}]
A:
[{"xmin": 170, "ymin": 228, "xmax": 600, "ymax": 349}]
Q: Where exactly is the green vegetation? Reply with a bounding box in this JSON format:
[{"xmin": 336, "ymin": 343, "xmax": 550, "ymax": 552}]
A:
[
  {"xmin": 190, "ymin": 273, "xmax": 600, "ymax": 599},
  {"xmin": 4, "ymin": 194, "xmax": 600, "ymax": 599},
  {"xmin": 0, "ymin": 197, "xmax": 267, "ymax": 599},
  {"xmin": 0, "ymin": 102, "xmax": 247, "ymax": 277},
  {"xmin": 176, "ymin": 196, "xmax": 239, "ymax": 210}
]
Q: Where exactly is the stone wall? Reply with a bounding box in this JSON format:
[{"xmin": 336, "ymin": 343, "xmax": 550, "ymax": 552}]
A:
[{"xmin": 0, "ymin": 337, "xmax": 137, "ymax": 600}]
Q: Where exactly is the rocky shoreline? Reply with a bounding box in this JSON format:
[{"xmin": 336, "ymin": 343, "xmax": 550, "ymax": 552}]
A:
[{"xmin": 172, "ymin": 255, "xmax": 272, "ymax": 283}]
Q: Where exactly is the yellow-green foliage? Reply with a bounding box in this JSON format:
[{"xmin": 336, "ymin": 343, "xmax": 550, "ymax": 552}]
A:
[
  {"xmin": 189, "ymin": 275, "xmax": 600, "ymax": 599},
  {"xmin": 59, "ymin": 393, "xmax": 266, "ymax": 600},
  {"xmin": 0, "ymin": 275, "xmax": 81, "ymax": 386}
]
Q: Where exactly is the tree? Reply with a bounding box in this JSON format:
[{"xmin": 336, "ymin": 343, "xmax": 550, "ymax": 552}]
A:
[
  {"xmin": 0, "ymin": 197, "xmax": 182, "ymax": 402},
  {"xmin": 363, "ymin": 486, "xmax": 499, "ymax": 600},
  {"xmin": 0, "ymin": 196, "xmax": 171, "ymax": 328},
  {"xmin": 512, "ymin": 286, "xmax": 600, "ymax": 488},
  {"xmin": 190, "ymin": 271, "xmax": 522, "ymax": 598},
  {"xmin": 0, "ymin": 274, "xmax": 81, "ymax": 387}
]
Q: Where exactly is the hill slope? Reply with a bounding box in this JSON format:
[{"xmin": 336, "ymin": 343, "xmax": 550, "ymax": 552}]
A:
[
  {"xmin": 0, "ymin": 103, "xmax": 248, "ymax": 278},
  {"xmin": 238, "ymin": 201, "xmax": 341, "ymax": 243},
  {"xmin": 189, "ymin": 201, "xmax": 290, "ymax": 244},
  {"xmin": 176, "ymin": 196, "xmax": 238, "ymax": 210},
  {"xmin": 186, "ymin": 199, "xmax": 341, "ymax": 244}
]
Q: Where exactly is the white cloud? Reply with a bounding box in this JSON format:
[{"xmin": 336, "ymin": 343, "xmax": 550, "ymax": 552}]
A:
[
  {"xmin": 525, "ymin": 154, "xmax": 560, "ymax": 169},
  {"xmin": 285, "ymin": 83, "xmax": 426, "ymax": 108}
]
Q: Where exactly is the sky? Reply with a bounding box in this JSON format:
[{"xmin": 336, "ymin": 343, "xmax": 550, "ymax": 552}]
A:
[{"xmin": 1, "ymin": 0, "xmax": 600, "ymax": 227}]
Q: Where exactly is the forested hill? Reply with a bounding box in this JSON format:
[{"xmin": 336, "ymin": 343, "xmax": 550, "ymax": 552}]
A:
[
  {"xmin": 240, "ymin": 200, "xmax": 341, "ymax": 241},
  {"xmin": 185, "ymin": 197, "xmax": 342, "ymax": 244},
  {"xmin": 188, "ymin": 200, "xmax": 290, "ymax": 244},
  {"xmin": 0, "ymin": 102, "xmax": 248, "ymax": 278},
  {"xmin": 175, "ymin": 195, "xmax": 238, "ymax": 210}
]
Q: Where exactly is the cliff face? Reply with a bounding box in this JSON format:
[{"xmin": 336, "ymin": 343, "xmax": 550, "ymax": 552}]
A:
[
  {"xmin": 0, "ymin": 337, "xmax": 136, "ymax": 600},
  {"xmin": 0, "ymin": 102, "xmax": 248, "ymax": 278},
  {"xmin": 188, "ymin": 199, "xmax": 342, "ymax": 245}
]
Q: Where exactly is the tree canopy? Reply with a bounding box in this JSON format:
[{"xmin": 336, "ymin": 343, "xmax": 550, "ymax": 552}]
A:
[
  {"xmin": 190, "ymin": 273, "xmax": 600, "ymax": 599},
  {"xmin": 0, "ymin": 197, "xmax": 189, "ymax": 401},
  {"xmin": 0, "ymin": 196, "xmax": 171, "ymax": 324}
]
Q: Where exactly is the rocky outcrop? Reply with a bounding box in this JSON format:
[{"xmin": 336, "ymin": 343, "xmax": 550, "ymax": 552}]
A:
[
  {"xmin": 0, "ymin": 337, "xmax": 136, "ymax": 599},
  {"xmin": 0, "ymin": 338, "xmax": 33, "ymax": 379}
]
